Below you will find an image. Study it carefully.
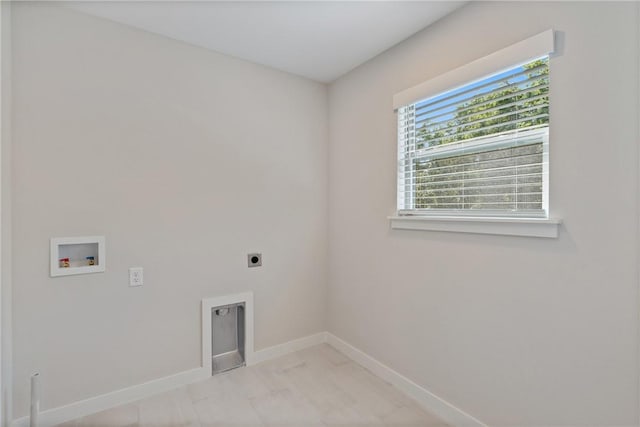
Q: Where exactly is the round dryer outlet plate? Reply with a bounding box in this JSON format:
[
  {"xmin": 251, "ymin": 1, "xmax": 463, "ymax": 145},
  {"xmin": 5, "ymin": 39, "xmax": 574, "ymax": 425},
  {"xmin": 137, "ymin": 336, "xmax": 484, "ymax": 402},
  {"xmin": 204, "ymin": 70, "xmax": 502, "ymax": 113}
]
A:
[{"xmin": 247, "ymin": 253, "xmax": 262, "ymax": 267}]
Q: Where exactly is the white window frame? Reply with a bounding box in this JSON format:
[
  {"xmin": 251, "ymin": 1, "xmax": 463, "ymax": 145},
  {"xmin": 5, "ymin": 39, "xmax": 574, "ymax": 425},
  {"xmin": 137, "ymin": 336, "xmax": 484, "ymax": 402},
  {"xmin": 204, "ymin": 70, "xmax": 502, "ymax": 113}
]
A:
[{"xmin": 390, "ymin": 30, "xmax": 561, "ymax": 238}]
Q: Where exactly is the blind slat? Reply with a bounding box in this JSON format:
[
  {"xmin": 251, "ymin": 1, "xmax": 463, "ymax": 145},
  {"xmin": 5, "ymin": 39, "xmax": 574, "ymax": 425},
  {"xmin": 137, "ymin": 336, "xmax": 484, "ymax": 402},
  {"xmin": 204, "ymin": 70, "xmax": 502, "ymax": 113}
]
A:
[
  {"xmin": 416, "ymin": 105, "xmax": 548, "ymax": 141},
  {"xmin": 415, "ymin": 91, "xmax": 549, "ymax": 129},
  {"xmin": 401, "ymin": 174, "xmax": 543, "ymax": 190},
  {"xmin": 413, "ymin": 158, "xmax": 544, "ymax": 177},
  {"xmin": 413, "ymin": 194, "xmax": 543, "ymax": 202},
  {"xmin": 415, "ymin": 65, "xmax": 547, "ymax": 116}
]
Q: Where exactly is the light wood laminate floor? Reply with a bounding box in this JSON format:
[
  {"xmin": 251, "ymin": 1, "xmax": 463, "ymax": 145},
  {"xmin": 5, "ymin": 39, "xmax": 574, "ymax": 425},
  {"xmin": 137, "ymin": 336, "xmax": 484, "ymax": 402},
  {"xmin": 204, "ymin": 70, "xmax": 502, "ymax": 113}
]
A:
[{"xmin": 57, "ymin": 344, "xmax": 448, "ymax": 427}]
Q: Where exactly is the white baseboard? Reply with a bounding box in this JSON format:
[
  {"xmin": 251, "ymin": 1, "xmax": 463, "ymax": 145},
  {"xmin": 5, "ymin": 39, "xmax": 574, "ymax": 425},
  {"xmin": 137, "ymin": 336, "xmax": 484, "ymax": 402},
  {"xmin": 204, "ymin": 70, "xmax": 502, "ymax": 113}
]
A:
[
  {"xmin": 9, "ymin": 331, "xmax": 327, "ymax": 427},
  {"xmin": 10, "ymin": 367, "xmax": 209, "ymax": 427},
  {"xmin": 11, "ymin": 332, "xmax": 485, "ymax": 427},
  {"xmin": 325, "ymin": 333, "xmax": 488, "ymax": 427},
  {"xmin": 249, "ymin": 332, "xmax": 327, "ymax": 365}
]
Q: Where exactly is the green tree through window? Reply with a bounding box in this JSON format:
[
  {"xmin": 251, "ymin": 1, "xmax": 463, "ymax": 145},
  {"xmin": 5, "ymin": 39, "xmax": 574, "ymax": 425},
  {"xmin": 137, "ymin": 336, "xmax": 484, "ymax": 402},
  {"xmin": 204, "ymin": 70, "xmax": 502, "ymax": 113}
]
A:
[{"xmin": 406, "ymin": 58, "xmax": 549, "ymax": 211}]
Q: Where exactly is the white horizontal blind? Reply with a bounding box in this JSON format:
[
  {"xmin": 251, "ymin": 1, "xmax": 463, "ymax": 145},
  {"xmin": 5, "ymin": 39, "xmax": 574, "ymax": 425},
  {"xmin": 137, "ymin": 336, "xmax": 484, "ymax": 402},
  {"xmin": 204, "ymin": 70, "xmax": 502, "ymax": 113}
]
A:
[{"xmin": 397, "ymin": 56, "xmax": 549, "ymax": 217}]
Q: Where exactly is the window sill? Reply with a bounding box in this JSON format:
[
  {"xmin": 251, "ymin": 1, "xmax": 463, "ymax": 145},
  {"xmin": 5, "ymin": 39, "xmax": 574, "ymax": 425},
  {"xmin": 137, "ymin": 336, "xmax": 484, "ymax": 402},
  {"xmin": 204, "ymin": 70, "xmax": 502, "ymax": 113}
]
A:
[{"xmin": 389, "ymin": 215, "xmax": 561, "ymax": 238}]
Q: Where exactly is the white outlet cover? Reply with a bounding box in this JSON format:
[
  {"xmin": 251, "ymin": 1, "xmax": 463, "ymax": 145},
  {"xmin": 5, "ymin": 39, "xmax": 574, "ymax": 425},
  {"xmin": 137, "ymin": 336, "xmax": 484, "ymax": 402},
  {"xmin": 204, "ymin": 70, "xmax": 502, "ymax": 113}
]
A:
[{"xmin": 129, "ymin": 267, "xmax": 143, "ymax": 287}]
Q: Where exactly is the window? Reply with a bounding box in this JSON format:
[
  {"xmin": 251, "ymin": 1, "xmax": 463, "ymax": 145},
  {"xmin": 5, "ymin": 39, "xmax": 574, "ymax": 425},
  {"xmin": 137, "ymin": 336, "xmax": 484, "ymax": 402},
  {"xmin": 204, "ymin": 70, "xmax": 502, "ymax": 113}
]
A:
[
  {"xmin": 391, "ymin": 30, "xmax": 559, "ymax": 237},
  {"xmin": 398, "ymin": 57, "xmax": 549, "ymax": 217}
]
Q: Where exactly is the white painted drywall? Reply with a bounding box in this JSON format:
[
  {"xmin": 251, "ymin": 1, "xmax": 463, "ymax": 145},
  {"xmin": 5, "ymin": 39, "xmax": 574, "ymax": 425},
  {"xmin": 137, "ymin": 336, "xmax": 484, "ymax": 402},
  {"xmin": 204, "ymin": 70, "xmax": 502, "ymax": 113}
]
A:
[
  {"xmin": 11, "ymin": 3, "xmax": 327, "ymax": 417},
  {"xmin": 328, "ymin": 2, "xmax": 639, "ymax": 426},
  {"xmin": 1, "ymin": 1, "xmax": 12, "ymax": 424}
]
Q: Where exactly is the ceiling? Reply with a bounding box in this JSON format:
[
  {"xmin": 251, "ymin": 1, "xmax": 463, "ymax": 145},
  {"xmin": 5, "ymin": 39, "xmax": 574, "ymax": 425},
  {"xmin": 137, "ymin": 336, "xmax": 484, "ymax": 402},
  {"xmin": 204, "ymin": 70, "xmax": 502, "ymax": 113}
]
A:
[{"xmin": 65, "ymin": 1, "xmax": 465, "ymax": 83}]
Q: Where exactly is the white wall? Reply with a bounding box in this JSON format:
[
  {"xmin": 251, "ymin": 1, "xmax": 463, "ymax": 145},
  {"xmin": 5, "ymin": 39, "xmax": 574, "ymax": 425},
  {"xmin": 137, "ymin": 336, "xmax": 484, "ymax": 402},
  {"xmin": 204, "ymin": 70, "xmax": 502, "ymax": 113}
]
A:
[
  {"xmin": 1, "ymin": 1, "xmax": 12, "ymax": 424},
  {"xmin": 328, "ymin": 2, "xmax": 639, "ymax": 426},
  {"xmin": 10, "ymin": 1, "xmax": 640, "ymax": 425},
  {"xmin": 11, "ymin": 3, "xmax": 327, "ymax": 417}
]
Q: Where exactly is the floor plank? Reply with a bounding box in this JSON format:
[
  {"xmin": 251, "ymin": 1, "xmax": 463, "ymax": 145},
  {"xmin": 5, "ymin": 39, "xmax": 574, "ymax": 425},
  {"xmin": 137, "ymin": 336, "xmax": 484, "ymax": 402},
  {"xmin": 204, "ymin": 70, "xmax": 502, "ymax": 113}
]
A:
[{"xmin": 55, "ymin": 344, "xmax": 448, "ymax": 427}]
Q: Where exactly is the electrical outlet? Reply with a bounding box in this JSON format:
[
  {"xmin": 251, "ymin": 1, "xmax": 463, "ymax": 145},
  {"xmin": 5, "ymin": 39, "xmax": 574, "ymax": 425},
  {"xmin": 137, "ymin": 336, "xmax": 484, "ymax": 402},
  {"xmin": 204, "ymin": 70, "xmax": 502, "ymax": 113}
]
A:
[
  {"xmin": 248, "ymin": 253, "xmax": 262, "ymax": 267},
  {"xmin": 129, "ymin": 267, "xmax": 143, "ymax": 287}
]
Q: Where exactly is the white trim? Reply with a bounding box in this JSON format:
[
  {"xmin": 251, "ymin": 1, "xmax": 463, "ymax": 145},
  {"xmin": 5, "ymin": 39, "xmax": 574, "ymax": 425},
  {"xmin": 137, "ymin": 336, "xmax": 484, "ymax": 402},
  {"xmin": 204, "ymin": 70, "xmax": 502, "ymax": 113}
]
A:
[
  {"xmin": 636, "ymin": 2, "xmax": 640, "ymax": 423},
  {"xmin": 10, "ymin": 367, "xmax": 209, "ymax": 427},
  {"xmin": 9, "ymin": 294, "xmax": 326, "ymax": 427},
  {"xmin": 389, "ymin": 215, "xmax": 561, "ymax": 238},
  {"xmin": 8, "ymin": 331, "xmax": 488, "ymax": 427},
  {"xmin": 250, "ymin": 332, "xmax": 327, "ymax": 365},
  {"xmin": 0, "ymin": 2, "xmax": 11, "ymax": 425},
  {"xmin": 9, "ymin": 328, "xmax": 324, "ymax": 427},
  {"xmin": 0, "ymin": 4, "xmax": 4, "ymax": 424},
  {"xmin": 202, "ymin": 292, "xmax": 254, "ymax": 372},
  {"xmin": 325, "ymin": 333, "xmax": 487, "ymax": 427},
  {"xmin": 393, "ymin": 29, "xmax": 555, "ymax": 110}
]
